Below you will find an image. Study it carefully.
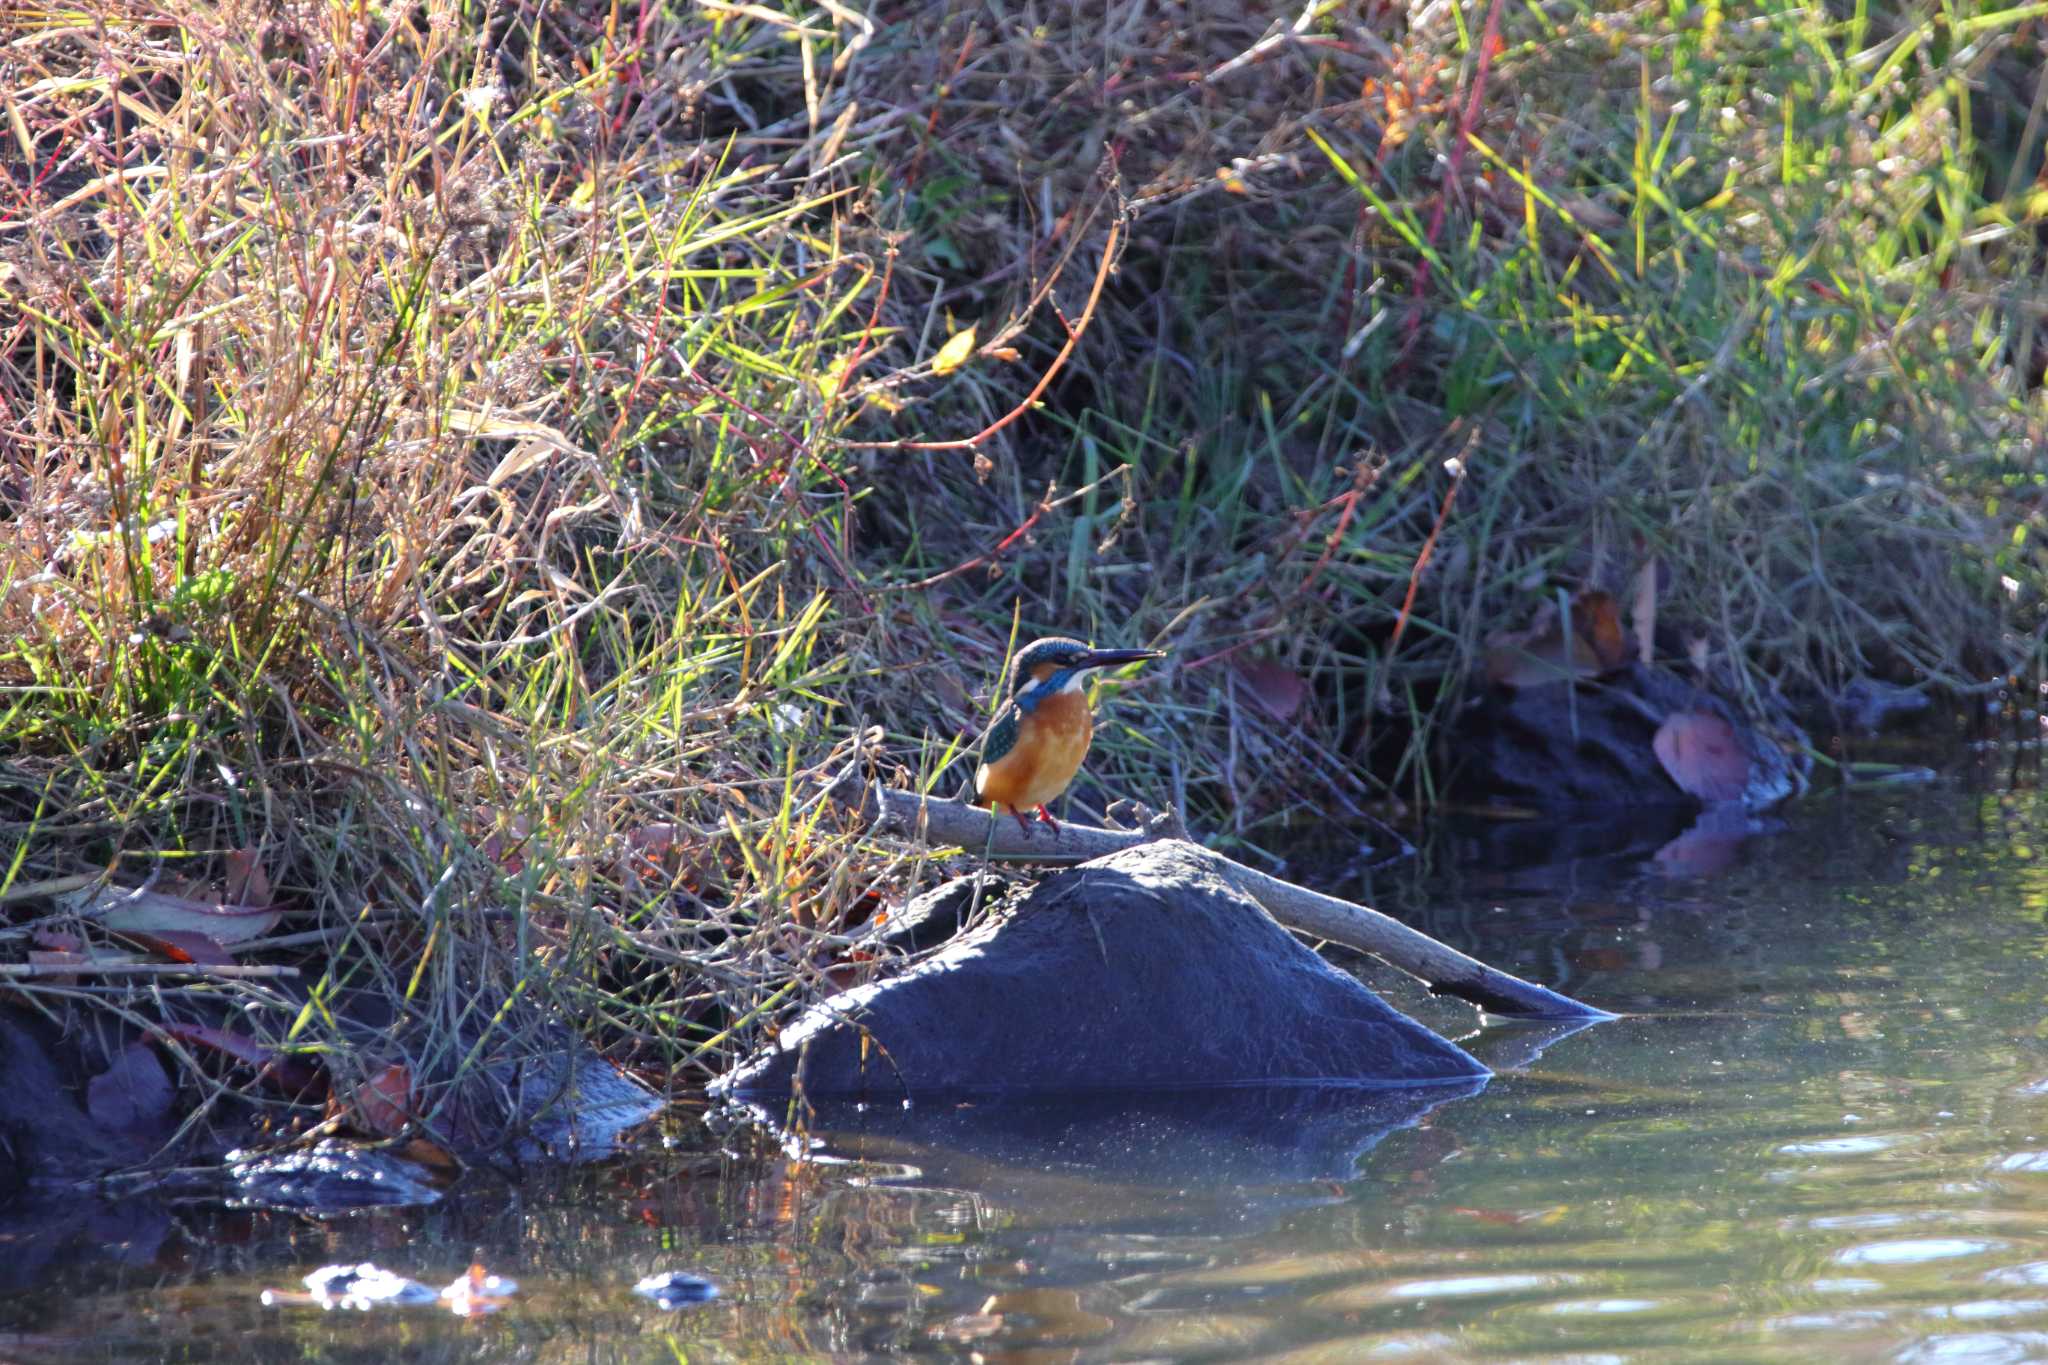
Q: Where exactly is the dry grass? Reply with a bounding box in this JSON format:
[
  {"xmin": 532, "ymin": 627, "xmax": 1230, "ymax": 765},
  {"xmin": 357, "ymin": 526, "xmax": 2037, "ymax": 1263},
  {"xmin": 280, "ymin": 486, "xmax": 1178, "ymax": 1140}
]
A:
[{"xmin": 0, "ymin": 0, "xmax": 2042, "ymax": 1141}]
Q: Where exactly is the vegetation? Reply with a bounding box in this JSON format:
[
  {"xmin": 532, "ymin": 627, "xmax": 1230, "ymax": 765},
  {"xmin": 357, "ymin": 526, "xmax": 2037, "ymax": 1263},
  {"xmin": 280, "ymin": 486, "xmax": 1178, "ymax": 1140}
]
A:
[{"xmin": 0, "ymin": 0, "xmax": 2042, "ymax": 1137}]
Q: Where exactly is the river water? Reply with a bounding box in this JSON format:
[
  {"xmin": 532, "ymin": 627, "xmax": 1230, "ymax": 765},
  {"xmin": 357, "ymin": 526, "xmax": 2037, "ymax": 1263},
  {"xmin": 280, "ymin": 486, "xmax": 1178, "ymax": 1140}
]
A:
[{"xmin": 6, "ymin": 771, "xmax": 2048, "ymax": 1362}]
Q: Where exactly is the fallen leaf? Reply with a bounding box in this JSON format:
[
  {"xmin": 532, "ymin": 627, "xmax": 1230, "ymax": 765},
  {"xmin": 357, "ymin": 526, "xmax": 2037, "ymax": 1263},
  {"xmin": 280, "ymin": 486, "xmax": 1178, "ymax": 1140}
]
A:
[
  {"xmin": 930, "ymin": 324, "xmax": 977, "ymax": 375},
  {"xmin": 61, "ymin": 886, "xmax": 280, "ymax": 944},
  {"xmin": 1485, "ymin": 589, "xmax": 1635, "ymax": 688},
  {"xmin": 122, "ymin": 929, "xmax": 235, "ymax": 966},
  {"xmin": 1236, "ymin": 659, "xmax": 1309, "ymax": 722},
  {"xmin": 345, "ymin": 1063, "xmax": 416, "ymax": 1137},
  {"xmin": 1653, "ymin": 711, "xmax": 1750, "ymax": 804},
  {"xmin": 160, "ymin": 1022, "xmax": 327, "ymax": 1099},
  {"xmin": 395, "ymin": 1136, "xmax": 461, "ymax": 1177},
  {"xmin": 224, "ymin": 848, "xmax": 271, "ymax": 906},
  {"xmin": 87, "ymin": 1042, "xmax": 175, "ymax": 1133}
]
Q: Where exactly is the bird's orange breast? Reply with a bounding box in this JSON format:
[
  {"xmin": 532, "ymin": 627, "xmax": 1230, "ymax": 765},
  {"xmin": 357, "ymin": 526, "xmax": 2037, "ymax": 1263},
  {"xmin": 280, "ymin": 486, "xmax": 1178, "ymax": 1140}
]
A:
[{"xmin": 976, "ymin": 691, "xmax": 1094, "ymax": 813}]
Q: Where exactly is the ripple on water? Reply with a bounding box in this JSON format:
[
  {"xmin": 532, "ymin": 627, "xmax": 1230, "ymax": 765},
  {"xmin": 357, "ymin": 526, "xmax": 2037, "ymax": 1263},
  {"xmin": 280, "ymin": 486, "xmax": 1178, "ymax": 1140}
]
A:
[
  {"xmin": 1779, "ymin": 1135, "xmax": 1901, "ymax": 1156},
  {"xmin": 1991, "ymin": 1152, "xmax": 2048, "ymax": 1175},
  {"xmin": 1306, "ymin": 1271, "xmax": 1579, "ymax": 1312},
  {"xmin": 1835, "ymin": 1239, "xmax": 2013, "ymax": 1267},
  {"xmin": 1894, "ymin": 1331, "xmax": 2048, "ymax": 1363},
  {"xmin": 1984, "ymin": 1263, "xmax": 2048, "ymax": 1287}
]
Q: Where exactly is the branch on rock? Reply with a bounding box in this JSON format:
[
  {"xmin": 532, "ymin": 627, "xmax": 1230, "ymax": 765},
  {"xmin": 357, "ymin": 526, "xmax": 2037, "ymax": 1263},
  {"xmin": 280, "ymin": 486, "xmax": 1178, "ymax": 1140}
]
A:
[{"xmin": 824, "ymin": 771, "xmax": 1610, "ymax": 1022}]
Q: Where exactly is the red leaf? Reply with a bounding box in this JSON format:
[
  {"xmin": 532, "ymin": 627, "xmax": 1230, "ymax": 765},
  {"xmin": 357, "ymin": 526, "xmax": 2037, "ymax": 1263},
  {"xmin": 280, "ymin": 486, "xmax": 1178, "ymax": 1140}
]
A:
[
  {"xmin": 1652, "ymin": 711, "xmax": 1750, "ymax": 804},
  {"xmin": 87, "ymin": 1042, "xmax": 175, "ymax": 1133},
  {"xmin": 122, "ymin": 930, "xmax": 235, "ymax": 966}
]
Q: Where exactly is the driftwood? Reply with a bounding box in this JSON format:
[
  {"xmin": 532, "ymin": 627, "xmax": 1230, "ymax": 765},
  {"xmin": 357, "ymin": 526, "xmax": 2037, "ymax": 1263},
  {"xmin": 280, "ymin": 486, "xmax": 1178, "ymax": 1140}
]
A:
[{"xmin": 826, "ymin": 771, "xmax": 1610, "ymax": 1021}]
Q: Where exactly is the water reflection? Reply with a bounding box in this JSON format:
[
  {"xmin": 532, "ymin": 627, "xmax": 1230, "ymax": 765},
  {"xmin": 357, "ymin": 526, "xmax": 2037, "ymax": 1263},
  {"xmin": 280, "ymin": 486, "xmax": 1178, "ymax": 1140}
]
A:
[
  {"xmin": 729, "ymin": 1081, "xmax": 1488, "ymax": 1191},
  {"xmin": 5, "ymin": 781, "xmax": 2048, "ymax": 1362}
]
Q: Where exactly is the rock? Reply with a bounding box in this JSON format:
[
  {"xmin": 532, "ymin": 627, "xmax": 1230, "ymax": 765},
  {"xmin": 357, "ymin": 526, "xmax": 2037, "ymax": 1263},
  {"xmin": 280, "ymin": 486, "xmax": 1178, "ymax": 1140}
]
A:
[
  {"xmin": 1446, "ymin": 662, "xmax": 1809, "ymax": 813},
  {"xmin": 227, "ymin": 1138, "xmax": 447, "ymax": 1216},
  {"xmin": 714, "ymin": 842, "xmax": 1487, "ymax": 1099}
]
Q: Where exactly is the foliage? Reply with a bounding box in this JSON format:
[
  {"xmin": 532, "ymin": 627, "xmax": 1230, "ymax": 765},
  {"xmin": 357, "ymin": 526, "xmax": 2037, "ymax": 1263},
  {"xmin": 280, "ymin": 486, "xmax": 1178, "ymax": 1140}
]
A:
[{"xmin": 0, "ymin": 0, "xmax": 2041, "ymax": 1126}]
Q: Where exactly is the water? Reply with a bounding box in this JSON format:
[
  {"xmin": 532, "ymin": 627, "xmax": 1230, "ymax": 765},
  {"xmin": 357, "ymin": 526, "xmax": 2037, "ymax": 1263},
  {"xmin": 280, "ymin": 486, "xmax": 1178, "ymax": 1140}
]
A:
[{"xmin": 6, "ymin": 777, "xmax": 2048, "ymax": 1362}]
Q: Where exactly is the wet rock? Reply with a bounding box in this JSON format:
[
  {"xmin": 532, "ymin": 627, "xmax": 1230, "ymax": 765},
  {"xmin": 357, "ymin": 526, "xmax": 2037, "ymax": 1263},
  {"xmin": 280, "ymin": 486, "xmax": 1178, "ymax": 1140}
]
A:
[
  {"xmin": 1446, "ymin": 662, "xmax": 1809, "ymax": 813},
  {"xmin": 227, "ymin": 1138, "xmax": 447, "ymax": 1216},
  {"xmin": 634, "ymin": 1271, "xmax": 720, "ymax": 1309},
  {"xmin": 714, "ymin": 841, "xmax": 1487, "ymax": 1099},
  {"xmin": 0, "ymin": 1009, "xmax": 157, "ymax": 1198}
]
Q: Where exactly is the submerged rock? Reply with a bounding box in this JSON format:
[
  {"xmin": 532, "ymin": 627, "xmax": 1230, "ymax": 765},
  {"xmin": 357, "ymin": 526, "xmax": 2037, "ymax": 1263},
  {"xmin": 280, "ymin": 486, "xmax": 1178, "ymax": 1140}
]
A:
[
  {"xmin": 715, "ymin": 841, "xmax": 1487, "ymax": 1100},
  {"xmin": 1447, "ymin": 662, "xmax": 1809, "ymax": 813}
]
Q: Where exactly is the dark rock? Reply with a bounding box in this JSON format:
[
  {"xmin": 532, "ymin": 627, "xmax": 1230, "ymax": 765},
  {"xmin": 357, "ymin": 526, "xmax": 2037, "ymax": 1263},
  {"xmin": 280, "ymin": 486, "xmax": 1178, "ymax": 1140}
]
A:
[
  {"xmin": 1446, "ymin": 662, "xmax": 1809, "ymax": 812},
  {"xmin": 227, "ymin": 1138, "xmax": 447, "ymax": 1216},
  {"xmin": 714, "ymin": 842, "xmax": 1487, "ymax": 1099}
]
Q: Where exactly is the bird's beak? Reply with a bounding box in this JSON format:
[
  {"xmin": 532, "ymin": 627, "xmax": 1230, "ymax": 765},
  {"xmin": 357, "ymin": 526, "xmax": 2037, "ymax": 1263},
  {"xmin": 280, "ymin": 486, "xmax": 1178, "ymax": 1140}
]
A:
[{"xmin": 1075, "ymin": 648, "xmax": 1163, "ymax": 671}]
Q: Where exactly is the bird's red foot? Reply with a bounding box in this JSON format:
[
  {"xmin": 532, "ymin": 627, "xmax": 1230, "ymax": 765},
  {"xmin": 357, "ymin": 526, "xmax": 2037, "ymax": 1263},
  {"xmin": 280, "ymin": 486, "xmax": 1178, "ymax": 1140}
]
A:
[
  {"xmin": 1034, "ymin": 804, "xmax": 1062, "ymax": 834},
  {"xmin": 1011, "ymin": 806, "xmax": 1035, "ymax": 835}
]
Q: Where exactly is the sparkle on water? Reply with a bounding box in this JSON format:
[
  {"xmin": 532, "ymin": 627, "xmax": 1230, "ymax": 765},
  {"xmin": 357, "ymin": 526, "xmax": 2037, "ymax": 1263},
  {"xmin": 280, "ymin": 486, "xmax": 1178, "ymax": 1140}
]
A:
[{"xmin": 5, "ymin": 767, "xmax": 2048, "ymax": 1363}]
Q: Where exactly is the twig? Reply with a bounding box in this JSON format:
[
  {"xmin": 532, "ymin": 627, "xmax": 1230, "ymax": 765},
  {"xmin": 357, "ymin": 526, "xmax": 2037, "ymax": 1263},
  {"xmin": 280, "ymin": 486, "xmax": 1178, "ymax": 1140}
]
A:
[
  {"xmin": 887, "ymin": 465, "xmax": 1132, "ymax": 591},
  {"xmin": 0, "ymin": 962, "xmax": 301, "ymax": 980},
  {"xmin": 850, "ymin": 216, "xmax": 1123, "ymax": 453}
]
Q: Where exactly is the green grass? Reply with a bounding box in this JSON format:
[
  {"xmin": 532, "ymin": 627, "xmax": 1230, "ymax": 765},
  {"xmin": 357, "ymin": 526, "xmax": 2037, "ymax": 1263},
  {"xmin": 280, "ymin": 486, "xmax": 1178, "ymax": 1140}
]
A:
[{"xmin": 0, "ymin": 0, "xmax": 2042, "ymax": 1137}]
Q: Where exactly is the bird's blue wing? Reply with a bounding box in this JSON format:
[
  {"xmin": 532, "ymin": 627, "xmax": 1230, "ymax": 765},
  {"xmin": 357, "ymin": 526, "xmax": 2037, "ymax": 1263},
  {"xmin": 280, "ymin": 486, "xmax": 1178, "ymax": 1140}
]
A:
[{"xmin": 977, "ymin": 704, "xmax": 1020, "ymax": 774}]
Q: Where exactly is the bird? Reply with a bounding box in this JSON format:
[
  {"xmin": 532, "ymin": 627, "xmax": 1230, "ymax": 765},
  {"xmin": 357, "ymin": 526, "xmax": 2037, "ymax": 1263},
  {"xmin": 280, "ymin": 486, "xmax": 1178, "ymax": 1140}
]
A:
[{"xmin": 974, "ymin": 637, "xmax": 1162, "ymax": 835}]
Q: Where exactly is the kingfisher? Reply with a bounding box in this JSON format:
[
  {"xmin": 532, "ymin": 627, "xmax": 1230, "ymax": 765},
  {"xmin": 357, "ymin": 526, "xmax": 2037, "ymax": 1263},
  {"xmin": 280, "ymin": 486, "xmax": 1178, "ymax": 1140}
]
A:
[{"xmin": 974, "ymin": 637, "xmax": 1162, "ymax": 835}]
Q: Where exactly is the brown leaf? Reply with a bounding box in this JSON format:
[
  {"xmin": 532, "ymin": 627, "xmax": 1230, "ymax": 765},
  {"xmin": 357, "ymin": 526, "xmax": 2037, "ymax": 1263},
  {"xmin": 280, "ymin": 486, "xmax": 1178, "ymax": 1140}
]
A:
[
  {"xmin": 1485, "ymin": 589, "xmax": 1635, "ymax": 688},
  {"xmin": 1653, "ymin": 711, "xmax": 1750, "ymax": 804},
  {"xmin": 61, "ymin": 886, "xmax": 280, "ymax": 944},
  {"xmin": 344, "ymin": 1063, "xmax": 417, "ymax": 1137},
  {"xmin": 223, "ymin": 848, "xmax": 271, "ymax": 907},
  {"xmin": 1575, "ymin": 590, "xmax": 1633, "ymax": 672},
  {"xmin": 1235, "ymin": 659, "xmax": 1309, "ymax": 722},
  {"xmin": 395, "ymin": 1136, "xmax": 462, "ymax": 1177},
  {"xmin": 87, "ymin": 1042, "xmax": 175, "ymax": 1133}
]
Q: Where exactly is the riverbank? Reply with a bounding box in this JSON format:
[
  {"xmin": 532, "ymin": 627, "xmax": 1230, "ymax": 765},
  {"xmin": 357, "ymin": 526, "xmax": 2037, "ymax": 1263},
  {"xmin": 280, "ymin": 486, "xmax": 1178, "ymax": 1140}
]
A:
[{"xmin": 1, "ymin": 0, "xmax": 2041, "ymax": 1142}]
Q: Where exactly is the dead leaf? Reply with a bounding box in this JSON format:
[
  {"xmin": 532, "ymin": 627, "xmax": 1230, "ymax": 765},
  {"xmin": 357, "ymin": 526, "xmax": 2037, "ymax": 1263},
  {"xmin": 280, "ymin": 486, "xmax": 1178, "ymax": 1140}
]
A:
[
  {"xmin": 1630, "ymin": 558, "xmax": 1659, "ymax": 665},
  {"xmin": 345, "ymin": 1063, "xmax": 417, "ymax": 1137},
  {"xmin": 60, "ymin": 886, "xmax": 280, "ymax": 944},
  {"xmin": 87, "ymin": 1042, "xmax": 175, "ymax": 1133},
  {"xmin": 224, "ymin": 848, "xmax": 271, "ymax": 906},
  {"xmin": 930, "ymin": 324, "xmax": 977, "ymax": 376},
  {"xmin": 1236, "ymin": 659, "xmax": 1309, "ymax": 722},
  {"xmin": 1485, "ymin": 589, "xmax": 1635, "ymax": 688},
  {"xmin": 160, "ymin": 1022, "xmax": 327, "ymax": 1099},
  {"xmin": 1652, "ymin": 711, "xmax": 1750, "ymax": 804},
  {"xmin": 121, "ymin": 929, "xmax": 235, "ymax": 966}
]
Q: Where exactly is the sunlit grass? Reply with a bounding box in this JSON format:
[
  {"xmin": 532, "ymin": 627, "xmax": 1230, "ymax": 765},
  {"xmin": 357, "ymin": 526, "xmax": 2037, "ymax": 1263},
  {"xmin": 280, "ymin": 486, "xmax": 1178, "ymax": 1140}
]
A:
[{"xmin": 0, "ymin": 0, "xmax": 2041, "ymax": 1132}]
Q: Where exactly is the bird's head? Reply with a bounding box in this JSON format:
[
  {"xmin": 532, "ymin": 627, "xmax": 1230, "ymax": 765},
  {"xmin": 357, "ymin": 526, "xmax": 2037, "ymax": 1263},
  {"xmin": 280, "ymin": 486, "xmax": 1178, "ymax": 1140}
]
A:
[{"xmin": 1009, "ymin": 637, "xmax": 1162, "ymax": 712}]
